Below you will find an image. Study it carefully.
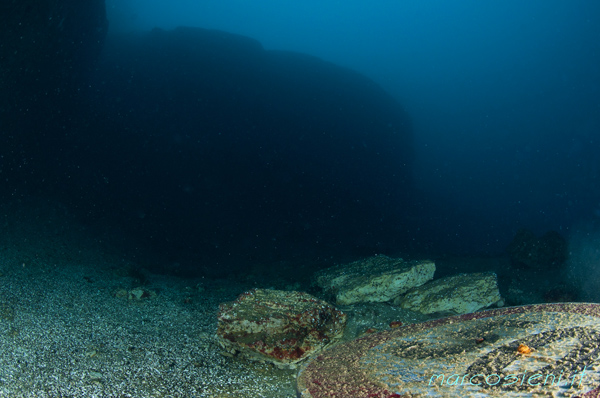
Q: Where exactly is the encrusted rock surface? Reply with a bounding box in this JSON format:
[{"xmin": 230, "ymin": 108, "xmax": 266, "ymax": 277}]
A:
[
  {"xmin": 314, "ymin": 255, "xmax": 435, "ymax": 305},
  {"xmin": 393, "ymin": 271, "xmax": 503, "ymax": 315},
  {"xmin": 216, "ymin": 289, "xmax": 346, "ymax": 368}
]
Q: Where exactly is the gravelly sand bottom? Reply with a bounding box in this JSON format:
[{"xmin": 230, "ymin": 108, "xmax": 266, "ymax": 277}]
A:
[{"xmin": 0, "ymin": 199, "xmax": 297, "ymax": 397}]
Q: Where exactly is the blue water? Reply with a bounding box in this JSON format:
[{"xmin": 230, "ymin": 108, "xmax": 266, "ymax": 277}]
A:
[{"xmin": 4, "ymin": 1, "xmax": 600, "ymax": 284}]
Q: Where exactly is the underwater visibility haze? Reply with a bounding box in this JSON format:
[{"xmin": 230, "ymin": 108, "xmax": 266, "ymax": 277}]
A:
[{"xmin": 3, "ymin": 0, "xmax": 600, "ymax": 286}]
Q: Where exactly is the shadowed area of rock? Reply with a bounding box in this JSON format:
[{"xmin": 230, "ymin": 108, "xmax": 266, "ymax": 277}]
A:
[{"xmin": 1, "ymin": 3, "xmax": 415, "ymax": 275}]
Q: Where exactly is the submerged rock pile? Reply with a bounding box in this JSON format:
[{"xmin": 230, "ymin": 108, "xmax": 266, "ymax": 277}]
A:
[{"xmin": 313, "ymin": 255, "xmax": 503, "ymax": 316}]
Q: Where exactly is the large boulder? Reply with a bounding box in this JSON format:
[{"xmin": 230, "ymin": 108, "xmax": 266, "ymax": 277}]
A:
[
  {"xmin": 393, "ymin": 272, "xmax": 503, "ymax": 315},
  {"xmin": 216, "ymin": 289, "xmax": 346, "ymax": 368},
  {"xmin": 314, "ymin": 255, "xmax": 435, "ymax": 305}
]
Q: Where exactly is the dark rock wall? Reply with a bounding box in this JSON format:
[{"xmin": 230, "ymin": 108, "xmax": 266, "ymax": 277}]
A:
[
  {"xmin": 83, "ymin": 27, "xmax": 414, "ymax": 272},
  {"xmin": 1, "ymin": 5, "xmax": 415, "ymax": 275}
]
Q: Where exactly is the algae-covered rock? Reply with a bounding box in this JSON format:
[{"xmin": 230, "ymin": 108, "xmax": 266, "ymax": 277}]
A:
[
  {"xmin": 393, "ymin": 272, "xmax": 502, "ymax": 315},
  {"xmin": 314, "ymin": 255, "xmax": 435, "ymax": 305},
  {"xmin": 216, "ymin": 289, "xmax": 346, "ymax": 368}
]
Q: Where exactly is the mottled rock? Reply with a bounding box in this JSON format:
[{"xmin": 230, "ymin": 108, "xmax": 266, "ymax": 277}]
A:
[
  {"xmin": 393, "ymin": 272, "xmax": 503, "ymax": 315},
  {"xmin": 216, "ymin": 289, "xmax": 346, "ymax": 368},
  {"xmin": 314, "ymin": 255, "xmax": 435, "ymax": 305}
]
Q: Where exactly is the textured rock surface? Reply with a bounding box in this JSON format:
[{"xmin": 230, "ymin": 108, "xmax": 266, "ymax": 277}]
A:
[
  {"xmin": 314, "ymin": 255, "xmax": 435, "ymax": 305},
  {"xmin": 393, "ymin": 272, "xmax": 503, "ymax": 315},
  {"xmin": 297, "ymin": 303, "xmax": 600, "ymax": 398},
  {"xmin": 216, "ymin": 289, "xmax": 346, "ymax": 368}
]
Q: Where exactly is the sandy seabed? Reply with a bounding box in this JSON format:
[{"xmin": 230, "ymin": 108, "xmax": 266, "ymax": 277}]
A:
[{"xmin": 0, "ymin": 199, "xmax": 297, "ymax": 398}]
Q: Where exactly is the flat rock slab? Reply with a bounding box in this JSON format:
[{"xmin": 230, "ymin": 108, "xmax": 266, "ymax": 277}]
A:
[
  {"xmin": 217, "ymin": 289, "xmax": 346, "ymax": 368},
  {"xmin": 314, "ymin": 255, "xmax": 435, "ymax": 305},
  {"xmin": 393, "ymin": 272, "xmax": 503, "ymax": 315},
  {"xmin": 297, "ymin": 303, "xmax": 600, "ymax": 398}
]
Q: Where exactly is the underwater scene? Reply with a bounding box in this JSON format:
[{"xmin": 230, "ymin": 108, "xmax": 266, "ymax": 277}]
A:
[{"xmin": 1, "ymin": 1, "xmax": 600, "ymax": 397}]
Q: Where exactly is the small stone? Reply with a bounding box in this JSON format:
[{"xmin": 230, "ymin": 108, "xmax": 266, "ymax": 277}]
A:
[
  {"xmin": 88, "ymin": 371, "xmax": 103, "ymax": 381},
  {"xmin": 86, "ymin": 349, "xmax": 98, "ymax": 358},
  {"xmin": 113, "ymin": 288, "xmax": 128, "ymax": 299},
  {"xmin": 128, "ymin": 287, "xmax": 156, "ymax": 300}
]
